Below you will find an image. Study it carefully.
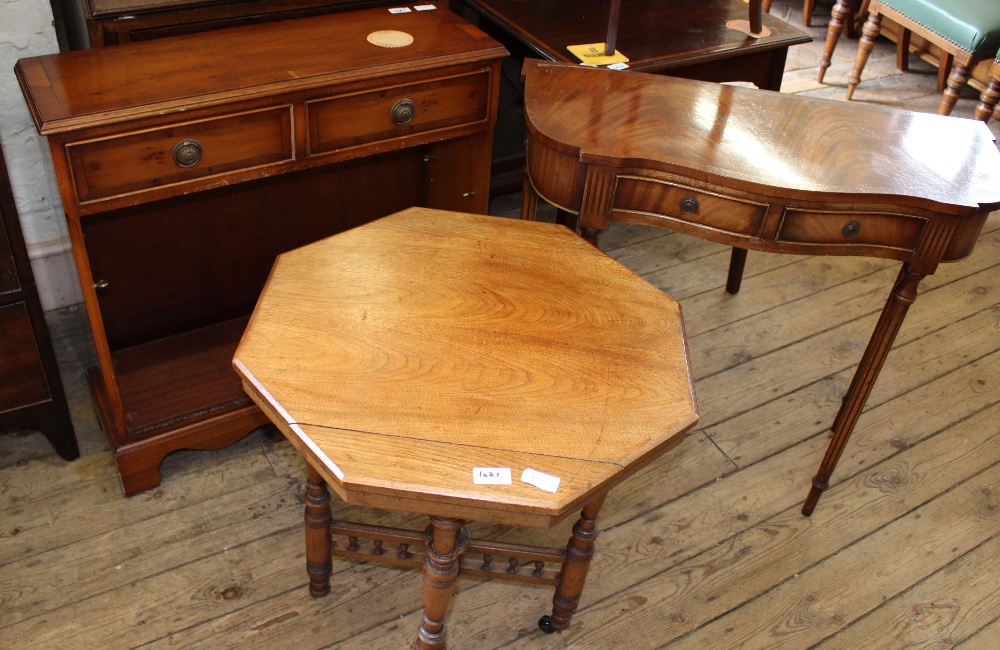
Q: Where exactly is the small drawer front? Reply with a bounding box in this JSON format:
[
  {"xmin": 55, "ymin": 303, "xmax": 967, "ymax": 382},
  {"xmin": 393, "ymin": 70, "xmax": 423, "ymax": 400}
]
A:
[
  {"xmin": 778, "ymin": 210, "xmax": 926, "ymax": 253},
  {"xmin": 614, "ymin": 176, "xmax": 767, "ymax": 237},
  {"xmin": 68, "ymin": 106, "xmax": 294, "ymax": 204},
  {"xmin": 0, "ymin": 302, "xmax": 50, "ymax": 412},
  {"xmin": 307, "ymin": 72, "xmax": 489, "ymax": 156}
]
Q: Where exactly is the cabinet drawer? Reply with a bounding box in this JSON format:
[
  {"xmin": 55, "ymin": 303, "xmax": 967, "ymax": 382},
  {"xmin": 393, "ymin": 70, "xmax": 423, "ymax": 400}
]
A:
[
  {"xmin": 307, "ymin": 71, "xmax": 489, "ymax": 156},
  {"xmin": 67, "ymin": 106, "xmax": 294, "ymax": 204},
  {"xmin": 778, "ymin": 209, "xmax": 926, "ymax": 253},
  {"xmin": 0, "ymin": 302, "xmax": 49, "ymax": 412},
  {"xmin": 614, "ymin": 176, "xmax": 767, "ymax": 237}
]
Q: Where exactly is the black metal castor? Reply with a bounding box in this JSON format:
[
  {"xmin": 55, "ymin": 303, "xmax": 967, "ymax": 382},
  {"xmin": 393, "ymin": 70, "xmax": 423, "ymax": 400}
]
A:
[{"xmin": 538, "ymin": 615, "xmax": 558, "ymax": 634}]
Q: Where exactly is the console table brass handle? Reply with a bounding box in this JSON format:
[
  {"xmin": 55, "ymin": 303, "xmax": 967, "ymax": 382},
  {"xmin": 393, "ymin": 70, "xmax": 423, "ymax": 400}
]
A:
[
  {"xmin": 172, "ymin": 139, "xmax": 202, "ymax": 167},
  {"xmin": 680, "ymin": 196, "xmax": 699, "ymax": 214},
  {"xmin": 391, "ymin": 99, "xmax": 415, "ymax": 125},
  {"xmin": 842, "ymin": 220, "xmax": 861, "ymax": 237},
  {"xmin": 93, "ymin": 279, "xmax": 109, "ymax": 290}
]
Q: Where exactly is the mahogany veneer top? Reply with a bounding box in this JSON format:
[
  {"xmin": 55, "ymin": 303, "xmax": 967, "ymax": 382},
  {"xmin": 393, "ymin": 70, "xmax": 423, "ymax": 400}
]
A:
[
  {"xmin": 234, "ymin": 208, "xmax": 697, "ymax": 525},
  {"xmin": 17, "ymin": 5, "xmax": 506, "ymax": 134},
  {"xmin": 523, "ymin": 61, "xmax": 1000, "ymax": 213}
]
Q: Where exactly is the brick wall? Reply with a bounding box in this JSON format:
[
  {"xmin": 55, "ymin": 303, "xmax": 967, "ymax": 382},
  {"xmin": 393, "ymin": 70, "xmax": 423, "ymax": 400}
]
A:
[{"xmin": 1, "ymin": 0, "xmax": 82, "ymax": 309}]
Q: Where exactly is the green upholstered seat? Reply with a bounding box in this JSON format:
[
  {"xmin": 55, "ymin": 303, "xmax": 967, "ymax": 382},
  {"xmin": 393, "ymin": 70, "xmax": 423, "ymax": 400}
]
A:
[{"xmin": 886, "ymin": 0, "xmax": 1000, "ymax": 54}]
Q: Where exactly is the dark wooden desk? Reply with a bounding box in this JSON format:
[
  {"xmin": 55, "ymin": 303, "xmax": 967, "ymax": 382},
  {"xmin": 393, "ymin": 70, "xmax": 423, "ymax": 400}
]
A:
[
  {"xmin": 520, "ymin": 60, "xmax": 1000, "ymax": 515},
  {"xmin": 17, "ymin": 7, "xmax": 505, "ymax": 495},
  {"xmin": 461, "ymin": 0, "xmax": 811, "ymax": 91}
]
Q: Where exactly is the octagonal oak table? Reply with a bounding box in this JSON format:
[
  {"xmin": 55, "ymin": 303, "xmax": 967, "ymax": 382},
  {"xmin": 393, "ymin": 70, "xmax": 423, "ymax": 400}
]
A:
[{"xmin": 233, "ymin": 207, "xmax": 699, "ymax": 648}]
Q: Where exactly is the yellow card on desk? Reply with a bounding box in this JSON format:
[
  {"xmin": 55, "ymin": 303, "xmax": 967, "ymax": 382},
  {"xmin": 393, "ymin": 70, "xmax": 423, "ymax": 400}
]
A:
[{"xmin": 566, "ymin": 43, "xmax": 629, "ymax": 66}]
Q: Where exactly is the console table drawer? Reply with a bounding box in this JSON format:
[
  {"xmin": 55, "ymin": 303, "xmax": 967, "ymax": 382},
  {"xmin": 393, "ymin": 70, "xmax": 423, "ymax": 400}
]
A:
[
  {"xmin": 67, "ymin": 106, "xmax": 294, "ymax": 205},
  {"xmin": 615, "ymin": 176, "xmax": 767, "ymax": 237},
  {"xmin": 778, "ymin": 209, "xmax": 926, "ymax": 253},
  {"xmin": 307, "ymin": 71, "xmax": 489, "ymax": 156}
]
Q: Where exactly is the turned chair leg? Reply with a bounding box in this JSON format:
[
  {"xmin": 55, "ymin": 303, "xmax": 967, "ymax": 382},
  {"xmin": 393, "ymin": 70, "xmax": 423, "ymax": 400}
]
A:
[
  {"xmin": 846, "ymin": 11, "xmax": 883, "ymax": 101},
  {"xmin": 818, "ymin": 0, "xmax": 851, "ymax": 83},
  {"xmin": 975, "ymin": 63, "xmax": 1000, "ymax": 122},
  {"xmin": 539, "ymin": 493, "xmax": 607, "ymax": 633},
  {"xmin": 803, "ymin": 0, "xmax": 815, "ymax": 27},
  {"xmin": 939, "ymin": 63, "xmax": 971, "ymax": 116}
]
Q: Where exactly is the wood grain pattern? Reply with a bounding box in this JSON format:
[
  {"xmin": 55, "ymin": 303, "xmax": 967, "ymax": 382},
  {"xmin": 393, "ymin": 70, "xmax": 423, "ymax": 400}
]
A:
[{"xmin": 235, "ymin": 207, "xmax": 698, "ymax": 525}]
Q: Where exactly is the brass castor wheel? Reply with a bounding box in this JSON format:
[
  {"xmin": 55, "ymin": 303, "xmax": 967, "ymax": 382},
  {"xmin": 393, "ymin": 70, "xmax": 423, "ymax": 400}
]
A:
[{"xmin": 538, "ymin": 615, "xmax": 558, "ymax": 634}]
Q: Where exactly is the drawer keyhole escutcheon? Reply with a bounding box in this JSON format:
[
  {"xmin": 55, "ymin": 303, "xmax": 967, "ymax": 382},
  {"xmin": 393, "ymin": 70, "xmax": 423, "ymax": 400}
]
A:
[
  {"xmin": 391, "ymin": 99, "xmax": 416, "ymax": 125},
  {"xmin": 680, "ymin": 196, "xmax": 699, "ymax": 215},
  {"xmin": 842, "ymin": 220, "xmax": 861, "ymax": 238},
  {"xmin": 172, "ymin": 139, "xmax": 202, "ymax": 167}
]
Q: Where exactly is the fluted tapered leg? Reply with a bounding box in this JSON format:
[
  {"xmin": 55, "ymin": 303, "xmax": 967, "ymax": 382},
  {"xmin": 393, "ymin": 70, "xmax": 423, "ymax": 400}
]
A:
[{"xmin": 802, "ymin": 264, "xmax": 924, "ymax": 516}]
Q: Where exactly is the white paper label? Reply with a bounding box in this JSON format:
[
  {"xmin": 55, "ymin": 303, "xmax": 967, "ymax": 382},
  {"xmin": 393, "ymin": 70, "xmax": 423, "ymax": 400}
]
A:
[
  {"xmin": 414, "ymin": 4, "xmax": 437, "ymax": 10},
  {"xmin": 607, "ymin": 62, "xmax": 630, "ymax": 70},
  {"xmin": 473, "ymin": 467, "xmax": 512, "ymax": 485},
  {"xmin": 521, "ymin": 468, "xmax": 560, "ymax": 493},
  {"xmin": 389, "ymin": 7, "xmax": 412, "ymax": 13}
]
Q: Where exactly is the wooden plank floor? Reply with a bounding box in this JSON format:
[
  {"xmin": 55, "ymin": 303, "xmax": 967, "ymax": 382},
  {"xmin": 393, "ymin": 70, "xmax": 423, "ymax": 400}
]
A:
[{"xmin": 2, "ymin": 2, "xmax": 999, "ymax": 647}]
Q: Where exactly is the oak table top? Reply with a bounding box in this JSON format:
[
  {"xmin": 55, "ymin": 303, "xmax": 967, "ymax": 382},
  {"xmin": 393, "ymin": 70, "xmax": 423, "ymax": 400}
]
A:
[
  {"xmin": 234, "ymin": 207, "xmax": 698, "ymax": 528},
  {"xmin": 233, "ymin": 207, "xmax": 698, "ymax": 646}
]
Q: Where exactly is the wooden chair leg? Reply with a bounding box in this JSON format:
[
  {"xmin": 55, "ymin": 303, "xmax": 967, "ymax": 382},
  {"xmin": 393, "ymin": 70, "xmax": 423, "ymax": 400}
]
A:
[
  {"xmin": 939, "ymin": 62, "xmax": 971, "ymax": 115},
  {"xmin": 818, "ymin": 0, "xmax": 852, "ymax": 83},
  {"xmin": 762, "ymin": 0, "xmax": 772, "ymax": 12},
  {"xmin": 726, "ymin": 248, "xmax": 748, "ymax": 295},
  {"xmin": 802, "ymin": 0, "xmax": 815, "ymax": 27},
  {"xmin": 539, "ymin": 493, "xmax": 608, "ymax": 633},
  {"xmin": 305, "ymin": 462, "xmax": 333, "ymax": 597},
  {"xmin": 416, "ymin": 517, "xmax": 466, "ymax": 650},
  {"xmin": 896, "ymin": 28, "xmax": 910, "ymax": 72},
  {"xmin": 846, "ymin": 11, "xmax": 882, "ymax": 101},
  {"xmin": 974, "ymin": 63, "xmax": 1000, "ymax": 122}
]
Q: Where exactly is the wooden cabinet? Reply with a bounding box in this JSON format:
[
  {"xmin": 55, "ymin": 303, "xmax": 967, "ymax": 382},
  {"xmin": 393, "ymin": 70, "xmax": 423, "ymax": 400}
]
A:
[
  {"xmin": 61, "ymin": 0, "xmax": 399, "ymax": 48},
  {"xmin": 0, "ymin": 141, "xmax": 80, "ymax": 461},
  {"xmin": 17, "ymin": 6, "xmax": 505, "ymax": 494}
]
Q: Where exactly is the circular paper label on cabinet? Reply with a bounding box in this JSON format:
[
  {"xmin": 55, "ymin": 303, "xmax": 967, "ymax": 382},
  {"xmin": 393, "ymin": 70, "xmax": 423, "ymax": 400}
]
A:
[{"xmin": 367, "ymin": 30, "xmax": 414, "ymax": 48}]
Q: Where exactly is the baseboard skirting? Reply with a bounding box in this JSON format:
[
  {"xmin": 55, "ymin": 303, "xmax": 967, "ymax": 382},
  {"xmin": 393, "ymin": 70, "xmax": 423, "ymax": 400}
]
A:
[{"xmin": 26, "ymin": 236, "xmax": 83, "ymax": 311}]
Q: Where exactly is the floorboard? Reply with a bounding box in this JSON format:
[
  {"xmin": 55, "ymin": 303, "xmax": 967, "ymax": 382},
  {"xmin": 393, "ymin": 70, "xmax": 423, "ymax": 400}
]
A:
[{"xmin": 2, "ymin": 1, "xmax": 998, "ymax": 647}]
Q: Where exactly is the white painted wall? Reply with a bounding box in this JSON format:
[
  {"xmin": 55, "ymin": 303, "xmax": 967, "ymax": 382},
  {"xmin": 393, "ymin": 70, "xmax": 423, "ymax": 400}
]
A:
[{"xmin": 1, "ymin": 0, "xmax": 83, "ymax": 309}]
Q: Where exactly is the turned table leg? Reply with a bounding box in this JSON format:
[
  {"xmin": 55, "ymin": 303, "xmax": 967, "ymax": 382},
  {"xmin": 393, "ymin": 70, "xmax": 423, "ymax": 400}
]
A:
[
  {"xmin": 802, "ymin": 264, "xmax": 924, "ymax": 516},
  {"xmin": 305, "ymin": 462, "xmax": 333, "ymax": 597},
  {"xmin": 726, "ymin": 248, "xmax": 748, "ymax": 295},
  {"xmin": 416, "ymin": 517, "xmax": 467, "ymax": 649},
  {"xmin": 539, "ymin": 492, "xmax": 608, "ymax": 633}
]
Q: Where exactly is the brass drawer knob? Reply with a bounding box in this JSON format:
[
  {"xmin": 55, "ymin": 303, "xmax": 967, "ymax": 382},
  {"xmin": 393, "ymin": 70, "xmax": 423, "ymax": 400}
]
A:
[
  {"xmin": 680, "ymin": 196, "xmax": 699, "ymax": 214},
  {"xmin": 391, "ymin": 99, "xmax": 416, "ymax": 125},
  {"xmin": 842, "ymin": 220, "xmax": 861, "ymax": 237},
  {"xmin": 172, "ymin": 139, "xmax": 202, "ymax": 167}
]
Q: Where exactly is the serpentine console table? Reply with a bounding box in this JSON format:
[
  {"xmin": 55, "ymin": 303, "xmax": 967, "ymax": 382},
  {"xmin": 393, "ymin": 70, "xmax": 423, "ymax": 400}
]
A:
[{"xmin": 520, "ymin": 60, "xmax": 1000, "ymax": 515}]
